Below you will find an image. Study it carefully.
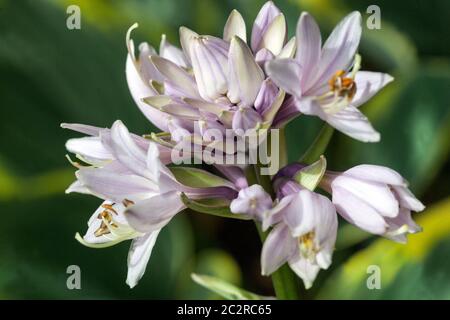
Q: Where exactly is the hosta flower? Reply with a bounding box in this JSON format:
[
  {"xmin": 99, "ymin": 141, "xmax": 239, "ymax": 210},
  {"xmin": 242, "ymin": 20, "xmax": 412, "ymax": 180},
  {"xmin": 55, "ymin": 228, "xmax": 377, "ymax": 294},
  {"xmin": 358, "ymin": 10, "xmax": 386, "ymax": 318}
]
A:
[
  {"xmin": 320, "ymin": 165, "xmax": 425, "ymax": 243},
  {"xmin": 230, "ymin": 184, "xmax": 273, "ymax": 219},
  {"xmin": 63, "ymin": 120, "xmax": 236, "ymax": 287},
  {"xmin": 261, "ymin": 187, "xmax": 337, "ymax": 289},
  {"xmin": 267, "ymin": 12, "xmax": 394, "ymax": 142},
  {"xmin": 125, "ymin": 1, "xmax": 294, "ymax": 147}
]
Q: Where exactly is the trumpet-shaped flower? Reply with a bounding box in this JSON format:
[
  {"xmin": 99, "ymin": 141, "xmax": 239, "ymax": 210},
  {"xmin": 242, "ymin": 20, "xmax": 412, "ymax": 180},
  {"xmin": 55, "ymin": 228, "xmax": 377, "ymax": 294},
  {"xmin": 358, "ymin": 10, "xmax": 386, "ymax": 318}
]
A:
[
  {"xmin": 321, "ymin": 164, "xmax": 424, "ymax": 242},
  {"xmin": 261, "ymin": 188, "xmax": 337, "ymax": 289},
  {"xmin": 267, "ymin": 12, "xmax": 394, "ymax": 142},
  {"xmin": 63, "ymin": 120, "xmax": 236, "ymax": 287}
]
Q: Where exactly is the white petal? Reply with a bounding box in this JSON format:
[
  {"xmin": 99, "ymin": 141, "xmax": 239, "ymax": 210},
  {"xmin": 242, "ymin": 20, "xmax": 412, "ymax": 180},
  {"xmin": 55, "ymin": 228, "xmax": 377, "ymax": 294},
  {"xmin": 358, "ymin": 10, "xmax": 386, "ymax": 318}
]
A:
[
  {"xmin": 66, "ymin": 137, "xmax": 112, "ymax": 162},
  {"xmin": 126, "ymin": 55, "xmax": 170, "ymax": 131},
  {"xmin": 265, "ymin": 58, "xmax": 301, "ymax": 97},
  {"xmin": 76, "ymin": 168, "xmax": 157, "ymax": 203},
  {"xmin": 343, "ymin": 164, "xmax": 405, "ymax": 186},
  {"xmin": 61, "ymin": 123, "xmax": 103, "ymax": 136},
  {"xmin": 260, "ymin": 14, "xmax": 286, "ymax": 55},
  {"xmin": 288, "ymin": 255, "xmax": 320, "ymax": 289},
  {"xmin": 392, "ymin": 186, "xmax": 425, "ymax": 212},
  {"xmin": 283, "ymin": 189, "xmax": 318, "ymax": 237},
  {"xmin": 251, "ymin": 1, "xmax": 281, "ymax": 52},
  {"xmin": 278, "ymin": 36, "xmax": 296, "ymax": 59},
  {"xmin": 223, "ymin": 9, "xmax": 246, "ymax": 42},
  {"xmin": 295, "ymin": 12, "xmax": 322, "ymax": 89},
  {"xmin": 352, "ymin": 71, "xmax": 394, "ymax": 107},
  {"xmin": 126, "ymin": 230, "xmax": 161, "ymax": 288},
  {"xmin": 228, "ymin": 36, "xmax": 265, "ymax": 106},
  {"xmin": 261, "ymin": 224, "xmax": 295, "ymax": 275},
  {"xmin": 333, "ymin": 175, "xmax": 399, "ymax": 217},
  {"xmin": 138, "ymin": 42, "xmax": 164, "ymax": 83},
  {"xmin": 159, "ymin": 35, "xmax": 189, "ymax": 68},
  {"xmin": 313, "ymin": 11, "xmax": 362, "ymax": 88},
  {"xmin": 150, "ymin": 56, "xmax": 200, "ymax": 98},
  {"xmin": 332, "ymin": 185, "xmax": 387, "ymax": 234},
  {"xmin": 326, "ymin": 106, "xmax": 380, "ymax": 142},
  {"xmin": 179, "ymin": 26, "xmax": 198, "ymax": 64},
  {"xmin": 189, "ymin": 36, "xmax": 229, "ymax": 101},
  {"xmin": 125, "ymin": 191, "xmax": 184, "ymax": 233}
]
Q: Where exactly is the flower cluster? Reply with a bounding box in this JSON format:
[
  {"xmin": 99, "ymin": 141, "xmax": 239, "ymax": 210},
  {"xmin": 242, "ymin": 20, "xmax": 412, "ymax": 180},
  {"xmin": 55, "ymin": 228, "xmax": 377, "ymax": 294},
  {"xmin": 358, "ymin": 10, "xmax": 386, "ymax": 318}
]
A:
[{"xmin": 63, "ymin": 1, "xmax": 424, "ymax": 290}]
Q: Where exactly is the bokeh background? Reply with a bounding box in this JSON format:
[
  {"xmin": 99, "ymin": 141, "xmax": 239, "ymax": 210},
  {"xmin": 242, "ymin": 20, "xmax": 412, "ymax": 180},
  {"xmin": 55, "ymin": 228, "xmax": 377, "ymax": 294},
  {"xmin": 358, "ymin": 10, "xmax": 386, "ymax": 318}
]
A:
[{"xmin": 0, "ymin": 0, "xmax": 449, "ymax": 299}]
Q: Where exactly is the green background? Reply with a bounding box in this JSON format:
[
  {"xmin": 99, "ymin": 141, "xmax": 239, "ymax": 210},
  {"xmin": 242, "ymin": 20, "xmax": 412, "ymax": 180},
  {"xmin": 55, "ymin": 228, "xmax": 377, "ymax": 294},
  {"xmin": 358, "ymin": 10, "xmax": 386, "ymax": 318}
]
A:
[{"xmin": 0, "ymin": 0, "xmax": 449, "ymax": 299}]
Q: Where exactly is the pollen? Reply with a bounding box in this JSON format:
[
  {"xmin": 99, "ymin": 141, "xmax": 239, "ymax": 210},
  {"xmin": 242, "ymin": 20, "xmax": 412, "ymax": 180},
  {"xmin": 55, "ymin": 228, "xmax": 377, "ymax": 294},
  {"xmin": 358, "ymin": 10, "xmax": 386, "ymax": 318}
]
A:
[
  {"xmin": 299, "ymin": 231, "xmax": 319, "ymax": 260},
  {"xmin": 328, "ymin": 70, "xmax": 357, "ymax": 100},
  {"xmin": 94, "ymin": 205, "xmax": 119, "ymax": 237}
]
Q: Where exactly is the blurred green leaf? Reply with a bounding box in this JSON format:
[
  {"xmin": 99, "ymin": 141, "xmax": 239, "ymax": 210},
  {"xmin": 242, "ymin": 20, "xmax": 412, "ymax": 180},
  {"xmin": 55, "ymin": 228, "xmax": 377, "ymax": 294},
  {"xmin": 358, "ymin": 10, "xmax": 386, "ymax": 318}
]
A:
[
  {"xmin": 318, "ymin": 197, "xmax": 450, "ymax": 299},
  {"xmin": 0, "ymin": 195, "xmax": 195, "ymax": 298},
  {"xmin": 191, "ymin": 273, "xmax": 267, "ymax": 300}
]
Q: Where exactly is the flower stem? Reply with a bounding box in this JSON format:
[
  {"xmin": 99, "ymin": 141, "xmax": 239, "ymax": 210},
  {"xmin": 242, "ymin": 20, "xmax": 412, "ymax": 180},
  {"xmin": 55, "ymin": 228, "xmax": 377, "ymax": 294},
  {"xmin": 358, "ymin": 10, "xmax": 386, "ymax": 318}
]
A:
[{"xmin": 299, "ymin": 124, "xmax": 334, "ymax": 164}]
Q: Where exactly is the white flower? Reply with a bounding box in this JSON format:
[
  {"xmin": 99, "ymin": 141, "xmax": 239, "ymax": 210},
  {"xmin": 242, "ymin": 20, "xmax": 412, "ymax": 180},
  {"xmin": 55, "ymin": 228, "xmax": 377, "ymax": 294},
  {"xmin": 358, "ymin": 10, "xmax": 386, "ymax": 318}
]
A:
[{"xmin": 267, "ymin": 12, "xmax": 394, "ymax": 142}]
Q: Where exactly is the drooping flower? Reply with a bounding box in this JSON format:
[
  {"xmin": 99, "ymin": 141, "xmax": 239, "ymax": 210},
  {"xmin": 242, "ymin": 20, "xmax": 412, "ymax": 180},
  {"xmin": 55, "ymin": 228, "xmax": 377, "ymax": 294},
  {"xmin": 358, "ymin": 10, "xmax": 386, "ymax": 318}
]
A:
[
  {"xmin": 267, "ymin": 12, "xmax": 394, "ymax": 142},
  {"xmin": 320, "ymin": 164, "xmax": 425, "ymax": 243},
  {"xmin": 230, "ymin": 184, "xmax": 273, "ymax": 219},
  {"xmin": 260, "ymin": 187, "xmax": 338, "ymax": 289},
  {"xmin": 63, "ymin": 120, "xmax": 236, "ymax": 287}
]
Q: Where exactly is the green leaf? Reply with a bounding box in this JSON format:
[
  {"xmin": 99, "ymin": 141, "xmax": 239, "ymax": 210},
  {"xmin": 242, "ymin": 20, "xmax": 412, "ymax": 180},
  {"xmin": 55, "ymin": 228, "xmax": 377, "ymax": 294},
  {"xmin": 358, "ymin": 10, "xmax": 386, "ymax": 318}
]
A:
[
  {"xmin": 191, "ymin": 273, "xmax": 272, "ymax": 300},
  {"xmin": 293, "ymin": 156, "xmax": 327, "ymax": 191},
  {"xmin": 170, "ymin": 167, "xmax": 236, "ymax": 189},
  {"xmin": 181, "ymin": 193, "xmax": 250, "ymax": 220}
]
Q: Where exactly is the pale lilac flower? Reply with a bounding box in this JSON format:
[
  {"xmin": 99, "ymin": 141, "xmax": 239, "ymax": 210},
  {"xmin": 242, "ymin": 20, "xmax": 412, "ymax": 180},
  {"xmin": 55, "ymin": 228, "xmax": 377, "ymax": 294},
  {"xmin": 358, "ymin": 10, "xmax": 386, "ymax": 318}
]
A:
[
  {"xmin": 125, "ymin": 1, "xmax": 292, "ymax": 143},
  {"xmin": 261, "ymin": 188, "xmax": 337, "ymax": 289},
  {"xmin": 230, "ymin": 184, "xmax": 272, "ymax": 218},
  {"xmin": 267, "ymin": 12, "xmax": 394, "ymax": 142},
  {"xmin": 63, "ymin": 120, "xmax": 236, "ymax": 287},
  {"xmin": 321, "ymin": 165, "xmax": 425, "ymax": 242}
]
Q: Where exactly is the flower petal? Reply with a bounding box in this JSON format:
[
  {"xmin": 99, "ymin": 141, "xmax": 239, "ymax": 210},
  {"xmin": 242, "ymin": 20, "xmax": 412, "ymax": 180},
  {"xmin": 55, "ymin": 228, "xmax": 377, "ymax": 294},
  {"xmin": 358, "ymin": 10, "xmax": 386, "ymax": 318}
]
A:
[
  {"xmin": 223, "ymin": 9, "xmax": 247, "ymax": 42},
  {"xmin": 66, "ymin": 136, "xmax": 113, "ymax": 162},
  {"xmin": 189, "ymin": 36, "xmax": 229, "ymax": 101},
  {"xmin": 76, "ymin": 167, "xmax": 157, "ymax": 202},
  {"xmin": 288, "ymin": 255, "xmax": 321, "ymax": 289},
  {"xmin": 150, "ymin": 55, "xmax": 200, "ymax": 99},
  {"xmin": 126, "ymin": 54, "xmax": 170, "ymax": 131},
  {"xmin": 261, "ymin": 224, "xmax": 295, "ymax": 275},
  {"xmin": 159, "ymin": 34, "xmax": 189, "ymax": 68},
  {"xmin": 179, "ymin": 26, "xmax": 198, "ymax": 64},
  {"xmin": 255, "ymin": 79, "xmax": 279, "ymax": 115},
  {"xmin": 126, "ymin": 230, "xmax": 161, "ymax": 288},
  {"xmin": 260, "ymin": 14, "xmax": 286, "ymax": 55},
  {"xmin": 342, "ymin": 164, "xmax": 406, "ymax": 186},
  {"xmin": 332, "ymin": 185, "xmax": 387, "ymax": 234},
  {"xmin": 332, "ymin": 175, "xmax": 399, "ymax": 217},
  {"xmin": 125, "ymin": 191, "xmax": 184, "ymax": 233},
  {"xmin": 251, "ymin": 1, "xmax": 281, "ymax": 52},
  {"xmin": 313, "ymin": 11, "xmax": 362, "ymax": 88},
  {"xmin": 392, "ymin": 186, "xmax": 425, "ymax": 212},
  {"xmin": 228, "ymin": 36, "xmax": 265, "ymax": 106},
  {"xmin": 352, "ymin": 71, "xmax": 394, "ymax": 107},
  {"xmin": 326, "ymin": 106, "xmax": 380, "ymax": 142},
  {"xmin": 295, "ymin": 12, "xmax": 322, "ymax": 89},
  {"xmin": 265, "ymin": 58, "xmax": 301, "ymax": 97}
]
